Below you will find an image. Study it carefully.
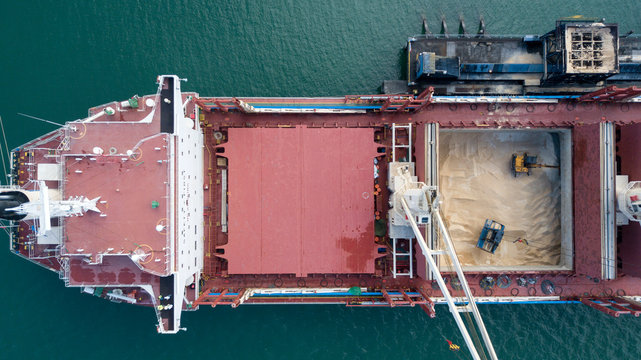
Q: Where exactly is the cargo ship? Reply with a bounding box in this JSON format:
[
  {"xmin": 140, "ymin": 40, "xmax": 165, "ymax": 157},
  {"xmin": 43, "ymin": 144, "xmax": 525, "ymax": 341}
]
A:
[{"xmin": 5, "ymin": 17, "xmax": 641, "ymax": 359}]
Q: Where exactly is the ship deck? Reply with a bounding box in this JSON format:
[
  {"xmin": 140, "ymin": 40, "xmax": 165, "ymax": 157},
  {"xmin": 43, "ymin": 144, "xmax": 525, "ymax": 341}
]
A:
[
  {"xmin": 219, "ymin": 126, "xmax": 381, "ymax": 276},
  {"xmin": 11, "ymin": 83, "xmax": 201, "ymax": 331},
  {"xmin": 64, "ymin": 132, "xmax": 171, "ymax": 275},
  {"xmin": 11, "ymin": 80, "xmax": 641, "ymax": 333},
  {"xmin": 197, "ymin": 96, "xmax": 641, "ymax": 305}
]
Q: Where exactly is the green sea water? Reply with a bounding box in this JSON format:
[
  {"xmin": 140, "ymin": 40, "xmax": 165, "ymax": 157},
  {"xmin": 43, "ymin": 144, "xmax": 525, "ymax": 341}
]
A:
[{"xmin": 2, "ymin": 1, "xmax": 641, "ymax": 359}]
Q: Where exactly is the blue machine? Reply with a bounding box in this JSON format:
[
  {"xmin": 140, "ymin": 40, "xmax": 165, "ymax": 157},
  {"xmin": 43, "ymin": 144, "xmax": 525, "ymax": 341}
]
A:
[
  {"xmin": 476, "ymin": 219, "xmax": 505, "ymax": 254},
  {"xmin": 416, "ymin": 52, "xmax": 460, "ymax": 79},
  {"xmin": 460, "ymin": 63, "xmax": 544, "ymax": 73}
]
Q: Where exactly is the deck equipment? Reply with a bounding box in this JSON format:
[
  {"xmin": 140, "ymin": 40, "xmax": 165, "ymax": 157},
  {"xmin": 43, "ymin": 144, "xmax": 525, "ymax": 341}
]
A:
[
  {"xmin": 476, "ymin": 219, "xmax": 505, "ymax": 254},
  {"xmin": 388, "ymin": 124, "xmax": 498, "ymax": 360},
  {"xmin": 511, "ymin": 153, "xmax": 558, "ymax": 176}
]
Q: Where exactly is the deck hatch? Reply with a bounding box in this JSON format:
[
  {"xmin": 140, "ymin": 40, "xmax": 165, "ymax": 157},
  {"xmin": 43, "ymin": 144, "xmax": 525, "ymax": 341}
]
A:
[{"xmin": 221, "ymin": 127, "xmax": 380, "ymax": 276}]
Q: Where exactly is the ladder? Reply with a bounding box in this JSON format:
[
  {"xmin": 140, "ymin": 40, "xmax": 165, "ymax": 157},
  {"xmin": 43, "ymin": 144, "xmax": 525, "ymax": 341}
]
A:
[
  {"xmin": 425, "ymin": 123, "xmax": 439, "ymax": 280},
  {"xmin": 381, "ymin": 289, "xmax": 424, "ymax": 306},
  {"xmin": 193, "ymin": 288, "xmax": 250, "ymax": 308},
  {"xmin": 391, "ymin": 123, "xmax": 414, "ymax": 279},
  {"xmin": 400, "ymin": 196, "xmax": 498, "ymax": 360},
  {"xmin": 392, "ymin": 123, "xmax": 412, "ymax": 162},
  {"xmin": 581, "ymin": 297, "xmax": 641, "ymax": 317},
  {"xmin": 391, "ymin": 238, "xmax": 413, "ymax": 278}
]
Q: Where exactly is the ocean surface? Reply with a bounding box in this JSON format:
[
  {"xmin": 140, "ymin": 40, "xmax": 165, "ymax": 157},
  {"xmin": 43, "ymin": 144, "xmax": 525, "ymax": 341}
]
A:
[{"xmin": 2, "ymin": 1, "xmax": 641, "ymax": 359}]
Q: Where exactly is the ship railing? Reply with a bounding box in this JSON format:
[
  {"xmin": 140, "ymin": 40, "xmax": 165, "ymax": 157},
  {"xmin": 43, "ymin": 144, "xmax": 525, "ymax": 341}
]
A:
[
  {"xmin": 345, "ymin": 94, "xmax": 414, "ymax": 102},
  {"xmin": 26, "ymin": 232, "xmax": 36, "ymax": 258},
  {"xmin": 20, "ymin": 140, "xmax": 67, "ymax": 205},
  {"xmin": 409, "ymin": 33, "xmax": 537, "ymax": 40},
  {"xmin": 23, "ymin": 150, "xmax": 37, "ymax": 183},
  {"xmin": 57, "ymin": 217, "xmax": 66, "ymax": 260},
  {"xmin": 4, "ymin": 220, "xmax": 13, "ymax": 246},
  {"xmin": 18, "ymin": 127, "xmax": 64, "ymax": 150},
  {"xmin": 58, "ymin": 256, "xmax": 70, "ymax": 284},
  {"xmin": 30, "ymin": 245, "xmax": 61, "ymax": 259},
  {"xmin": 3, "ymin": 219, "xmax": 18, "ymax": 251},
  {"xmin": 151, "ymin": 297, "xmax": 166, "ymax": 332},
  {"xmin": 25, "ymin": 182, "xmax": 42, "ymax": 260},
  {"xmin": 20, "ymin": 145, "xmax": 65, "ymax": 187},
  {"xmin": 57, "ymin": 152, "xmax": 66, "ymax": 216},
  {"xmin": 24, "ymin": 179, "xmax": 40, "ymax": 257},
  {"xmin": 84, "ymin": 80, "xmax": 162, "ymax": 120},
  {"xmin": 164, "ymin": 134, "xmax": 172, "ymax": 275},
  {"xmin": 9, "ymin": 150, "xmax": 16, "ymax": 186}
]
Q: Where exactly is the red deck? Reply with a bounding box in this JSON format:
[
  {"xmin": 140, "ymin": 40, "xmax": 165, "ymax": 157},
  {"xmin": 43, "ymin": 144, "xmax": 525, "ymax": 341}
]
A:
[
  {"xmin": 572, "ymin": 124, "xmax": 602, "ymax": 278},
  {"xmin": 68, "ymin": 256, "xmax": 157, "ymax": 286},
  {"xmin": 64, "ymin": 133, "xmax": 171, "ymax": 275},
  {"xmin": 220, "ymin": 127, "xmax": 381, "ymax": 276},
  {"xmin": 196, "ymin": 99, "xmax": 641, "ymax": 304}
]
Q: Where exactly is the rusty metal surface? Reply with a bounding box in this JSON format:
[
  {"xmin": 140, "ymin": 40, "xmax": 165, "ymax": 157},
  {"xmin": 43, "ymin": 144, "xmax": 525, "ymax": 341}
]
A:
[
  {"xmin": 202, "ymin": 101, "xmax": 641, "ymax": 129},
  {"xmin": 572, "ymin": 124, "xmax": 602, "ymax": 278}
]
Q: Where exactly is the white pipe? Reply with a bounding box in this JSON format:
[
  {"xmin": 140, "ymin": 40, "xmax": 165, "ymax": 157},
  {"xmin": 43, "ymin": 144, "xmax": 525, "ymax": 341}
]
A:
[
  {"xmin": 400, "ymin": 197, "xmax": 484, "ymax": 360},
  {"xmin": 434, "ymin": 209, "xmax": 498, "ymax": 360},
  {"xmin": 182, "ymin": 96, "xmax": 192, "ymax": 111},
  {"xmin": 601, "ymin": 122, "xmax": 616, "ymax": 280}
]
